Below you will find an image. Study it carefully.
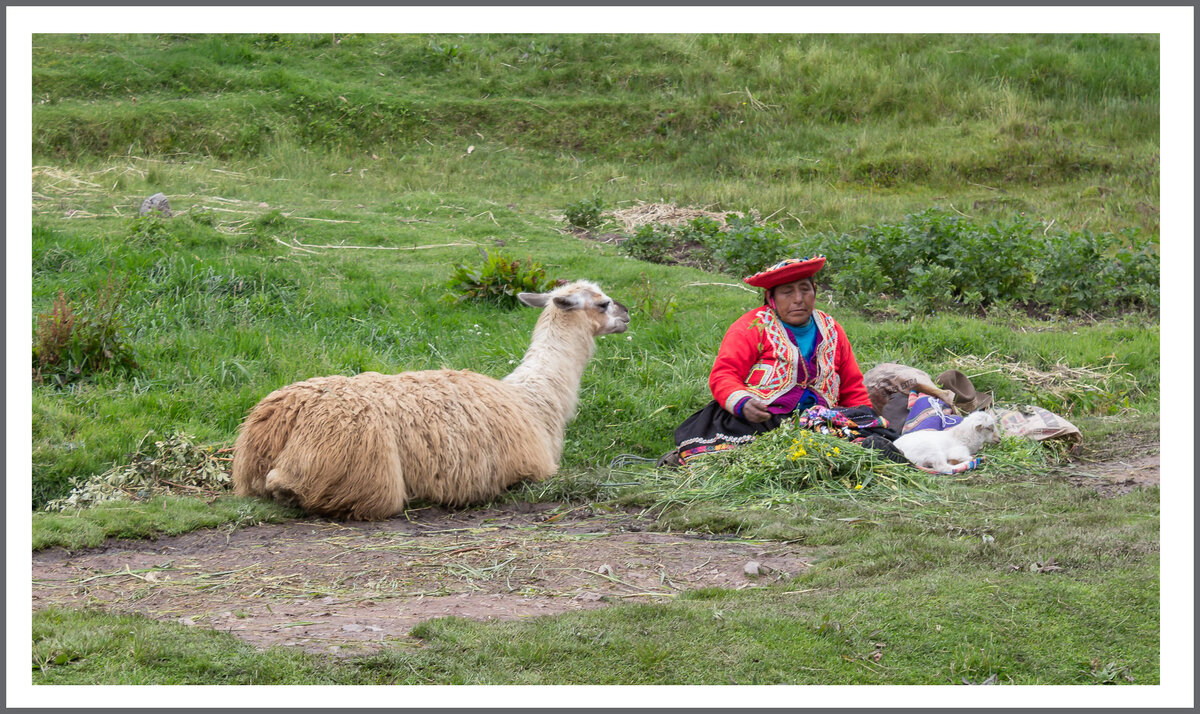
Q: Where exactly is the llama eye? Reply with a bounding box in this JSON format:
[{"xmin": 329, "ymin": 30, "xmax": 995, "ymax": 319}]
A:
[{"xmin": 597, "ymin": 301, "xmax": 611, "ymax": 310}]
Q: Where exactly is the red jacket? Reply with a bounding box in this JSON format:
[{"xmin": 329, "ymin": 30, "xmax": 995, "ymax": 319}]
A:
[{"xmin": 709, "ymin": 307, "xmax": 871, "ymax": 414}]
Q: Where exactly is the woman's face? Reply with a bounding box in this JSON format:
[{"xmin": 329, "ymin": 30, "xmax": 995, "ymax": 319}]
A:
[{"xmin": 773, "ymin": 278, "xmax": 816, "ymax": 326}]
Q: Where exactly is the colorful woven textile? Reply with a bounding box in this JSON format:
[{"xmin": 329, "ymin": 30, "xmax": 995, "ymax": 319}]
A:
[
  {"xmin": 678, "ymin": 442, "xmax": 740, "ymax": 464},
  {"xmin": 910, "ymin": 455, "xmax": 985, "ymax": 475},
  {"xmin": 796, "ymin": 405, "xmax": 891, "ymax": 443},
  {"xmin": 901, "ymin": 392, "xmax": 963, "ymax": 435}
]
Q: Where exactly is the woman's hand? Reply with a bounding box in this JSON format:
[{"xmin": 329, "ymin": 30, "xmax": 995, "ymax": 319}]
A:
[{"xmin": 742, "ymin": 397, "xmax": 772, "ymax": 423}]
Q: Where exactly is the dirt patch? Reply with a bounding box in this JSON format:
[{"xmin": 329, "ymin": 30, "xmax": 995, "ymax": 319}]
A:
[
  {"xmin": 32, "ymin": 502, "xmax": 813, "ymax": 655},
  {"xmin": 1061, "ymin": 452, "xmax": 1160, "ymax": 497},
  {"xmin": 1059, "ymin": 430, "xmax": 1160, "ymax": 497}
]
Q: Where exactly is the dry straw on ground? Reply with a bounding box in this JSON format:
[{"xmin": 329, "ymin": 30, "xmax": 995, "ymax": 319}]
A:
[
  {"xmin": 946, "ymin": 351, "xmax": 1141, "ymax": 405},
  {"xmin": 605, "ymin": 202, "xmax": 733, "ymax": 233}
]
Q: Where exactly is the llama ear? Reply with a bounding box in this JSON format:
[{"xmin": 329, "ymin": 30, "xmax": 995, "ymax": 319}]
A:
[
  {"xmin": 518, "ymin": 292, "xmax": 550, "ymax": 308},
  {"xmin": 553, "ymin": 294, "xmax": 582, "ymax": 310}
]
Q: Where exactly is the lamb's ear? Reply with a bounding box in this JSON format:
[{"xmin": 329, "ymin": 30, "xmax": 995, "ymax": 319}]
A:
[
  {"xmin": 518, "ymin": 292, "xmax": 550, "ymax": 308},
  {"xmin": 553, "ymin": 294, "xmax": 582, "ymax": 310}
]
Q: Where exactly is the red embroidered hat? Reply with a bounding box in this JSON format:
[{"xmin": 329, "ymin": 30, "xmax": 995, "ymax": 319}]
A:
[{"xmin": 743, "ymin": 255, "xmax": 826, "ymax": 289}]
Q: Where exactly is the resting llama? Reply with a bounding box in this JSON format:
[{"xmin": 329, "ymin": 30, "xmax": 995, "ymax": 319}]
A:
[{"xmin": 232, "ymin": 280, "xmax": 630, "ymax": 520}]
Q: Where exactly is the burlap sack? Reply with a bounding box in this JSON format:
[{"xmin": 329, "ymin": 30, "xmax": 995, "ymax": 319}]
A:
[
  {"xmin": 992, "ymin": 405, "xmax": 1083, "ymax": 448},
  {"xmin": 863, "ymin": 363, "xmax": 958, "ymax": 416}
]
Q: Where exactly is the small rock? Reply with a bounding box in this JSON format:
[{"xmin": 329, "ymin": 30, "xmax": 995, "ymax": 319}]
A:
[
  {"xmin": 139, "ymin": 192, "xmax": 172, "ymax": 217},
  {"xmin": 597, "ymin": 564, "xmax": 614, "ymax": 576},
  {"xmin": 574, "ymin": 592, "xmax": 604, "ymax": 602},
  {"xmin": 177, "ymin": 616, "xmax": 195, "ymax": 627},
  {"xmin": 743, "ymin": 561, "xmax": 763, "ymax": 577}
]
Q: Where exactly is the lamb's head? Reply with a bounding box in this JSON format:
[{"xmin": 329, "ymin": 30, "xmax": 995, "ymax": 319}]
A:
[
  {"xmin": 518, "ymin": 280, "xmax": 630, "ymax": 335},
  {"xmin": 961, "ymin": 411, "xmax": 1002, "ymax": 447}
]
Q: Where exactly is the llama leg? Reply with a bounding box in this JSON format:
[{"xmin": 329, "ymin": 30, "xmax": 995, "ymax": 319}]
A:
[
  {"xmin": 232, "ymin": 431, "xmax": 275, "ymax": 498},
  {"xmin": 263, "ymin": 467, "xmax": 304, "ymax": 508},
  {"xmin": 336, "ymin": 448, "xmax": 408, "ymax": 520}
]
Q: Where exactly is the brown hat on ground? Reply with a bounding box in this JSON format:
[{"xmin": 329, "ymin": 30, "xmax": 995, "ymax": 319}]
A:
[{"xmin": 935, "ymin": 369, "xmax": 994, "ymax": 413}]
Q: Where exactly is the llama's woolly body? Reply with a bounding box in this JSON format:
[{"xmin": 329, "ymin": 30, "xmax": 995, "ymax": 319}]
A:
[
  {"xmin": 232, "ymin": 281, "xmax": 628, "ymax": 520},
  {"xmin": 892, "ymin": 411, "xmax": 1001, "ymax": 473}
]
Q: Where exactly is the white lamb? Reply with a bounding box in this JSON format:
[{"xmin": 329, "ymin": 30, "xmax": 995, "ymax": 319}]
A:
[{"xmin": 892, "ymin": 411, "xmax": 1001, "ymax": 473}]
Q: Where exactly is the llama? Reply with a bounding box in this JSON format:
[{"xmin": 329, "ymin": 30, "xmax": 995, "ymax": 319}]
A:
[
  {"xmin": 231, "ymin": 280, "xmax": 630, "ymax": 520},
  {"xmin": 892, "ymin": 411, "xmax": 1002, "ymax": 473}
]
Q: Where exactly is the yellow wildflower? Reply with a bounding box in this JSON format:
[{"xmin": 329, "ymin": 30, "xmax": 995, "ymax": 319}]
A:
[{"xmin": 854, "ymin": 484, "xmax": 864, "ymax": 490}]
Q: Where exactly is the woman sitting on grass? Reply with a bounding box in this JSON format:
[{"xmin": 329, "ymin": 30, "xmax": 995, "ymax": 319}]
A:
[{"xmin": 661, "ymin": 255, "xmax": 884, "ymax": 467}]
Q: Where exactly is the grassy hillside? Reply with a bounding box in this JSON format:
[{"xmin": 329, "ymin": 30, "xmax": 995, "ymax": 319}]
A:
[
  {"xmin": 29, "ymin": 33, "xmax": 1160, "ymax": 687},
  {"xmin": 34, "ymin": 33, "xmax": 1159, "ymax": 235},
  {"xmin": 31, "ymin": 33, "xmax": 1161, "ymax": 510}
]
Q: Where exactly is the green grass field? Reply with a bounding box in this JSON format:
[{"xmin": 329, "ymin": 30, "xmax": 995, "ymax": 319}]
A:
[{"xmin": 26, "ymin": 32, "xmax": 1163, "ymax": 689}]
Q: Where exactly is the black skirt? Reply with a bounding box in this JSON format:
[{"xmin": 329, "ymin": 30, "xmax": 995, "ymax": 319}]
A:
[
  {"xmin": 673, "ymin": 400, "xmax": 909, "ymax": 465},
  {"xmin": 673, "ymin": 400, "xmax": 786, "ymax": 463}
]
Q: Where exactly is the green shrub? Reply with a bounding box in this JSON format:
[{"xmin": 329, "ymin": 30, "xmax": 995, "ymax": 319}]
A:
[
  {"xmin": 807, "ymin": 209, "xmax": 1159, "ymax": 317},
  {"xmin": 1035, "ymin": 227, "xmax": 1159, "ymax": 313},
  {"xmin": 710, "ymin": 213, "xmax": 790, "ymax": 278},
  {"xmin": 445, "ymin": 250, "xmax": 556, "ymax": 308},
  {"xmin": 619, "ymin": 213, "xmax": 789, "ymax": 276},
  {"xmin": 126, "ymin": 214, "xmax": 171, "ymax": 246},
  {"xmin": 33, "ymin": 281, "xmax": 140, "ymax": 388},
  {"xmin": 677, "ymin": 216, "xmax": 724, "ymax": 247},
  {"xmin": 426, "ymin": 38, "xmax": 465, "ymax": 66},
  {"xmin": 620, "ymin": 224, "xmax": 676, "ymax": 264},
  {"xmin": 564, "ymin": 196, "xmax": 606, "ymax": 229},
  {"xmin": 187, "ymin": 207, "xmax": 216, "ymax": 226}
]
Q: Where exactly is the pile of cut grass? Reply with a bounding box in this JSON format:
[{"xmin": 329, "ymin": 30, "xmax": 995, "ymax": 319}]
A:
[{"xmin": 517, "ymin": 419, "xmax": 1058, "ymax": 527}]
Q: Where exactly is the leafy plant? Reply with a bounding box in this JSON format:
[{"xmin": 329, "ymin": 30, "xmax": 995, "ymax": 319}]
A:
[
  {"xmin": 621, "ymin": 224, "xmax": 676, "ymax": 264},
  {"xmin": 445, "ymin": 249, "xmax": 556, "ymax": 308},
  {"xmin": 677, "ymin": 216, "xmax": 724, "ymax": 248},
  {"xmin": 33, "ymin": 279, "xmax": 140, "ymax": 388},
  {"xmin": 806, "ymin": 209, "xmax": 1159, "ymax": 317},
  {"xmin": 126, "ymin": 214, "xmax": 170, "ymax": 246},
  {"xmin": 426, "ymin": 38, "xmax": 464, "ymax": 66},
  {"xmin": 1087, "ymin": 659, "xmax": 1135, "ymax": 684},
  {"xmin": 709, "ymin": 213, "xmax": 790, "ymax": 278},
  {"xmin": 564, "ymin": 196, "xmax": 606, "ymax": 229}
]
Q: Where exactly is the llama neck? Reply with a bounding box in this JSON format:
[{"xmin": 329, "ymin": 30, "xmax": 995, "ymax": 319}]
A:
[{"xmin": 503, "ymin": 310, "xmax": 596, "ymax": 428}]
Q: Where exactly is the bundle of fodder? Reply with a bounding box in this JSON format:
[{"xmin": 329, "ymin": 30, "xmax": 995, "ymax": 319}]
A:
[
  {"xmin": 628, "ymin": 419, "xmax": 1056, "ymax": 514},
  {"xmin": 634, "ymin": 422, "xmax": 936, "ymax": 513},
  {"xmin": 44, "ymin": 431, "xmax": 232, "ymax": 512}
]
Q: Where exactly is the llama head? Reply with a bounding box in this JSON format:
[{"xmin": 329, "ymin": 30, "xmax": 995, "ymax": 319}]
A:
[
  {"xmin": 518, "ymin": 280, "xmax": 630, "ymax": 335},
  {"xmin": 965, "ymin": 411, "xmax": 1002, "ymax": 445}
]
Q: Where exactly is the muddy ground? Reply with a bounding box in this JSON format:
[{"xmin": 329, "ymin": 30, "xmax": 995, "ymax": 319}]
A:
[
  {"xmin": 1059, "ymin": 433, "xmax": 1160, "ymax": 497},
  {"xmin": 33, "ymin": 502, "xmax": 812, "ymax": 655},
  {"xmin": 32, "ymin": 444, "xmax": 1158, "ymax": 656}
]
